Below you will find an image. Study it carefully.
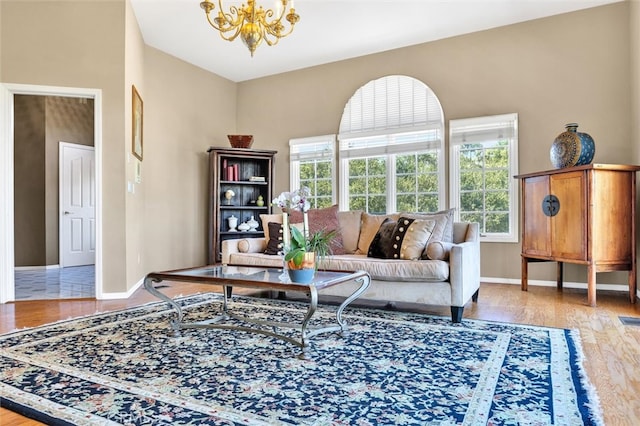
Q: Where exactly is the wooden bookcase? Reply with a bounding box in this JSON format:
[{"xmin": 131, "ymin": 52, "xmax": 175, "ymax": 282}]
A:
[
  {"xmin": 207, "ymin": 147, "xmax": 277, "ymax": 263},
  {"xmin": 515, "ymin": 164, "xmax": 640, "ymax": 306}
]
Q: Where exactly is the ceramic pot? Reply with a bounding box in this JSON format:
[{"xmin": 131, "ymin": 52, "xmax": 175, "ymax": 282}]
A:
[
  {"xmin": 237, "ymin": 222, "xmax": 250, "ymax": 232},
  {"xmin": 288, "ymin": 268, "xmax": 315, "ymax": 284},
  {"xmin": 550, "ymin": 123, "xmax": 595, "ymax": 169},
  {"xmin": 256, "ymin": 195, "xmax": 264, "ymax": 207},
  {"xmin": 227, "ymin": 215, "xmax": 238, "ymax": 232},
  {"xmin": 247, "ymin": 215, "xmax": 259, "ymax": 231},
  {"xmin": 287, "ymin": 252, "xmax": 316, "ymax": 283}
]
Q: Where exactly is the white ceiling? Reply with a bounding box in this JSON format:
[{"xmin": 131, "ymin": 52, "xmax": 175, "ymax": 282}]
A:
[{"xmin": 130, "ymin": 0, "xmax": 621, "ymax": 82}]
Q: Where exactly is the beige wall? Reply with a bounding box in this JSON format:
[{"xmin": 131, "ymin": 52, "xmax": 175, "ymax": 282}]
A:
[
  {"xmin": 124, "ymin": 0, "xmax": 146, "ymax": 287},
  {"xmin": 13, "ymin": 95, "xmax": 46, "ymax": 266},
  {"xmin": 2, "ymin": 0, "xmax": 128, "ymax": 292},
  {"xmin": 238, "ymin": 2, "xmax": 634, "ymax": 285},
  {"xmin": 142, "ymin": 47, "xmax": 237, "ymax": 272},
  {"xmin": 633, "ymin": 1, "xmax": 640, "ymax": 160}
]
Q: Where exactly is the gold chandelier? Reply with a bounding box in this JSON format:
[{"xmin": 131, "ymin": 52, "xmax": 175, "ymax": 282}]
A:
[{"xmin": 199, "ymin": 0, "xmax": 300, "ymax": 57}]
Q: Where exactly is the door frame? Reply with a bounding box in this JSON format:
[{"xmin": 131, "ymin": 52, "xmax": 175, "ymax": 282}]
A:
[
  {"xmin": 59, "ymin": 142, "xmax": 96, "ymax": 268},
  {"xmin": 0, "ymin": 83, "xmax": 103, "ymax": 303}
]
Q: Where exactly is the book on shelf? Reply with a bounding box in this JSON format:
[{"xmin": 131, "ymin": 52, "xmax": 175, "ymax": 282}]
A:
[{"xmin": 249, "ymin": 176, "xmax": 265, "ymax": 182}]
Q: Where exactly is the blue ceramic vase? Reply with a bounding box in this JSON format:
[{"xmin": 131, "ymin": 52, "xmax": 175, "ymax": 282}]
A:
[{"xmin": 550, "ymin": 123, "xmax": 595, "ymax": 169}]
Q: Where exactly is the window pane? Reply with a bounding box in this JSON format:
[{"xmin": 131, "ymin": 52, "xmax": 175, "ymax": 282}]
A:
[
  {"xmin": 349, "ymin": 176, "xmax": 366, "ymax": 195},
  {"xmin": 397, "ymin": 175, "xmax": 415, "ymax": 192},
  {"xmin": 417, "ymin": 173, "xmax": 438, "ymax": 192},
  {"xmin": 316, "ymin": 180, "xmax": 332, "ymax": 196},
  {"xmin": 485, "ymin": 212, "xmax": 509, "ymax": 233},
  {"xmin": 484, "ymin": 170, "xmax": 508, "ymax": 190},
  {"xmin": 417, "ymin": 194, "xmax": 439, "ymax": 212},
  {"xmin": 349, "ymin": 196, "xmax": 366, "ymax": 211},
  {"xmin": 369, "ymin": 157, "xmax": 386, "ymax": 175},
  {"xmin": 460, "ymin": 191, "xmax": 483, "ymax": 211},
  {"xmin": 417, "ymin": 153, "xmax": 438, "ymax": 172},
  {"xmin": 485, "ymin": 191, "xmax": 509, "ymax": 211},
  {"xmin": 460, "ymin": 171, "xmax": 484, "ymax": 191},
  {"xmin": 397, "ymin": 194, "xmax": 416, "ymax": 212},
  {"xmin": 368, "ymin": 196, "xmax": 386, "ymax": 214}
]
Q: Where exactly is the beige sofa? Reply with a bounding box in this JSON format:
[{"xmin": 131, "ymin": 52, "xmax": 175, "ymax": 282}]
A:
[{"xmin": 221, "ymin": 210, "xmax": 480, "ymax": 322}]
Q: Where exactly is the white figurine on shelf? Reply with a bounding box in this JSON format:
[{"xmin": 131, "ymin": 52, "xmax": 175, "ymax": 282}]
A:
[
  {"xmin": 224, "ymin": 189, "xmax": 235, "ymax": 205},
  {"xmin": 227, "ymin": 215, "xmax": 238, "ymax": 232},
  {"xmin": 247, "ymin": 215, "xmax": 259, "ymax": 231}
]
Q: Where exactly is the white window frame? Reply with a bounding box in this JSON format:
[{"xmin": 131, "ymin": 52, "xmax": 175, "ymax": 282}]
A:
[
  {"xmin": 338, "ymin": 131, "xmax": 445, "ymax": 213},
  {"xmin": 289, "ymin": 134, "xmax": 337, "ymax": 207},
  {"xmin": 449, "ymin": 113, "xmax": 519, "ymax": 243}
]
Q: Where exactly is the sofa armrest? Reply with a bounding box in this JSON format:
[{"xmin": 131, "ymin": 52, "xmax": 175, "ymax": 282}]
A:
[
  {"xmin": 221, "ymin": 237, "xmax": 266, "ymax": 265},
  {"xmin": 448, "ymin": 239, "xmax": 481, "ymax": 307}
]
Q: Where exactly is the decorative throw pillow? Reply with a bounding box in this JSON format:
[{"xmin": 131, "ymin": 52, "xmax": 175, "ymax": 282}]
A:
[
  {"xmin": 367, "ymin": 218, "xmax": 397, "ymax": 259},
  {"xmin": 237, "ymin": 239, "xmax": 251, "ymax": 253},
  {"xmin": 399, "ymin": 219, "xmax": 436, "ymax": 260},
  {"xmin": 264, "ymin": 222, "xmax": 305, "ymax": 255},
  {"xmin": 356, "ymin": 212, "xmax": 401, "ymax": 254},
  {"xmin": 289, "ymin": 204, "xmax": 346, "ymax": 255},
  {"xmin": 264, "ymin": 222, "xmax": 286, "ymax": 255},
  {"xmin": 259, "ymin": 213, "xmax": 283, "ymax": 244},
  {"xmin": 399, "ymin": 208, "xmax": 455, "ymax": 244},
  {"xmin": 387, "ymin": 217, "xmax": 416, "ymax": 259},
  {"xmin": 426, "ymin": 241, "xmax": 455, "ymax": 261}
]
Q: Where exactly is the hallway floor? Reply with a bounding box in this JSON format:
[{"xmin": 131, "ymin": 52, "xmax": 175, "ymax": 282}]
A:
[{"xmin": 14, "ymin": 265, "xmax": 95, "ymax": 300}]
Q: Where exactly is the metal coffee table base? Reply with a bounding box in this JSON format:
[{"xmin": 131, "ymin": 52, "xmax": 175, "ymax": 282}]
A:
[{"xmin": 143, "ymin": 270, "xmax": 370, "ymax": 352}]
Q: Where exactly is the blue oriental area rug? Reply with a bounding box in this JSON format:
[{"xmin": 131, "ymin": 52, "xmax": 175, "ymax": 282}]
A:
[{"xmin": 1, "ymin": 293, "xmax": 603, "ymax": 425}]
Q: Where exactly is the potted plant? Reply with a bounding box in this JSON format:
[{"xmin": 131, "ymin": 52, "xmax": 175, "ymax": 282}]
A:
[
  {"xmin": 285, "ymin": 226, "xmax": 337, "ymax": 268},
  {"xmin": 272, "ymin": 187, "xmax": 336, "ymax": 283}
]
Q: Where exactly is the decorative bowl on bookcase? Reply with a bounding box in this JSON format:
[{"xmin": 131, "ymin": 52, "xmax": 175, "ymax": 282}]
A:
[{"xmin": 228, "ymin": 135, "xmax": 254, "ymax": 149}]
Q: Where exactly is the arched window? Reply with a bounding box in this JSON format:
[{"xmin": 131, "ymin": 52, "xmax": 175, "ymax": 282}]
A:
[{"xmin": 338, "ymin": 75, "xmax": 445, "ymax": 213}]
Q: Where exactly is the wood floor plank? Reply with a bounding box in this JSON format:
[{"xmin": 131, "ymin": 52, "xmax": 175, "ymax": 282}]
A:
[{"xmin": 1, "ymin": 282, "xmax": 639, "ymax": 424}]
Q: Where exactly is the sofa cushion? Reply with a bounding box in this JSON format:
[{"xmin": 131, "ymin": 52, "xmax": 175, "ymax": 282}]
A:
[
  {"xmin": 399, "ymin": 219, "xmax": 436, "ymax": 260},
  {"xmin": 367, "ymin": 218, "xmax": 397, "ymax": 259},
  {"xmin": 227, "ymin": 252, "xmax": 449, "ymax": 283},
  {"xmin": 324, "ymin": 254, "xmax": 449, "ymax": 282},
  {"xmin": 289, "ymin": 204, "xmax": 346, "ymax": 255},
  {"xmin": 399, "ymin": 209, "xmax": 455, "ymax": 244},
  {"xmin": 337, "ymin": 210, "xmax": 363, "ymax": 254},
  {"xmin": 356, "ymin": 212, "xmax": 401, "ymax": 255}
]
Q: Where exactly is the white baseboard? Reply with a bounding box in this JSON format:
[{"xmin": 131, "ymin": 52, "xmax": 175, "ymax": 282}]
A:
[
  {"xmin": 96, "ymin": 277, "xmax": 144, "ymax": 300},
  {"xmin": 14, "ymin": 265, "xmax": 60, "ymax": 271},
  {"xmin": 481, "ymin": 276, "xmax": 640, "ymax": 299}
]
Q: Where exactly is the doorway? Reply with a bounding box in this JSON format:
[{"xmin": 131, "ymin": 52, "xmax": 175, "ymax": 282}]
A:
[{"xmin": 0, "ymin": 83, "xmax": 103, "ymax": 303}]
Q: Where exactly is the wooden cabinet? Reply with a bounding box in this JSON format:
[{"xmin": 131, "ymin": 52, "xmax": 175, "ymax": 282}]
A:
[
  {"xmin": 516, "ymin": 164, "xmax": 640, "ymax": 306},
  {"xmin": 207, "ymin": 147, "xmax": 277, "ymax": 263}
]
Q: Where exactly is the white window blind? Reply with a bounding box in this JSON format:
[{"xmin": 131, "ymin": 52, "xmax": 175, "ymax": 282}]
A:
[
  {"xmin": 289, "ymin": 134, "xmax": 335, "ymax": 162},
  {"xmin": 339, "ymin": 75, "xmax": 443, "ymax": 139},
  {"xmin": 449, "ymin": 114, "xmax": 518, "ymax": 145}
]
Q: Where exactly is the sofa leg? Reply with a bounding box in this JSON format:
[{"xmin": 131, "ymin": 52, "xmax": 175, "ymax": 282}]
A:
[
  {"xmin": 450, "ymin": 306, "xmax": 463, "ymax": 323},
  {"xmin": 472, "ymin": 289, "xmax": 479, "ymax": 302}
]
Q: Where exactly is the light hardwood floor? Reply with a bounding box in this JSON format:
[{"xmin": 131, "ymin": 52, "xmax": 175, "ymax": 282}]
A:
[{"xmin": 1, "ymin": 282, "xmax": 640, "ymax": 425}]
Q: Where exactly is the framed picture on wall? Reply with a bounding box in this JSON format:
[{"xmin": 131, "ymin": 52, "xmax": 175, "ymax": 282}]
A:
[{"xmin": 132, "ymin": 85, "xmax": 143, "ymax": 161}]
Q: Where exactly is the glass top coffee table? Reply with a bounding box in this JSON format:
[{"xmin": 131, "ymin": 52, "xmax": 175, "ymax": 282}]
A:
[{"xmin": 144, "ymin": 265, "xmax": 370, "ymax": 351}]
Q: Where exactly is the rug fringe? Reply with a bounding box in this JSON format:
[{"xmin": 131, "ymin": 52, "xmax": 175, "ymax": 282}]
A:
[{"xmin": 567, "ymin": 329, "xmax": 605, "ymax": 426}]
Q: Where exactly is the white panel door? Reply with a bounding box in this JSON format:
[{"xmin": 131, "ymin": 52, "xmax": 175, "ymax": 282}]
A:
[{"xmin": 60, "ymin": 143, "xmax": 95, "ymax": 267}]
